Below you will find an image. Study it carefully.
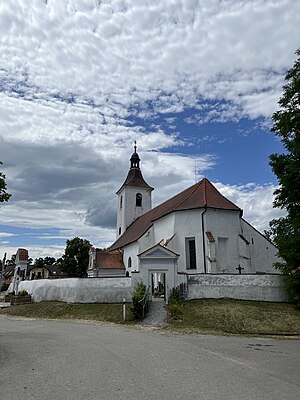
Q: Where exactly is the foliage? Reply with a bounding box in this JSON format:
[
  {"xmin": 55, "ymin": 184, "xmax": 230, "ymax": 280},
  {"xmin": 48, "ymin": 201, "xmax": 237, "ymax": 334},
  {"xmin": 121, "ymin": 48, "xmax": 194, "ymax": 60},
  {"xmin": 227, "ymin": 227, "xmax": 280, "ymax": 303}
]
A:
[
  {"xmin": 34, "ymin": 256, "xmax": 56, "ymax": 267},
  {"xmin": 0, "ymin": 161, "xmax": 11, "ymax": 203},
  {"xmin": 169, "ymin": 286, "xmax": 182, "ymax": 304},
  {"xmin": 1, "ymin": 283, "xmax": 9, "ymax": 292},
  {"xmin": 18, "ymin": 290, "xmax": 29, "ymax": 296},
  {"xmin": 131, "ymin": 281, "xmax": 147, "ymax": 319},
  {"xmin": 5, "ymin": 254, "xmax": 16, "ymax": 266},
  {"xmin": 268, "ymin": 48, "xmax": 300, "ymax": 305},
  {"xmin": 168, "ymin": 286, "xmax": 183, "ymax": 320},
  {"xmin": 61, "ymin": 237, "xmax": 91, "ymax": 278}
]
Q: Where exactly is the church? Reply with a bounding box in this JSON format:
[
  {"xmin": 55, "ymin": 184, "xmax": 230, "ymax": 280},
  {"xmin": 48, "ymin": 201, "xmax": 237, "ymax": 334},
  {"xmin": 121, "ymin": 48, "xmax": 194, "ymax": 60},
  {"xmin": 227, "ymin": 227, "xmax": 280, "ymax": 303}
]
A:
[{"xmin": 88, "ymin": 145, "xmax": 280, "ymax": 299}]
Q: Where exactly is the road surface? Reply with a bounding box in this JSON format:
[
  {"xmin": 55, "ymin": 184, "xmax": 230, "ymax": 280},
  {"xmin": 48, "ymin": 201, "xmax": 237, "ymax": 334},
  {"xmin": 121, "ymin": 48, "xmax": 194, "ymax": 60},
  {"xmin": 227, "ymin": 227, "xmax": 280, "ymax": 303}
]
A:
[{"xmin": 0, "ymin": 315, "xmax": 299, "ymax": 400}]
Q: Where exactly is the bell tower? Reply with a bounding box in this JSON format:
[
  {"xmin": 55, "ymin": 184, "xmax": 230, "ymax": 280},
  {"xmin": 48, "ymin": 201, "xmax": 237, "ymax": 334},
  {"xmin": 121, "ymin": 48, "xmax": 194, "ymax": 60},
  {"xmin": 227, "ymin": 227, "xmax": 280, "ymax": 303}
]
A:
[{"xmin": 116, "ymin": 143, "xmax": 153, "ymax": 238}]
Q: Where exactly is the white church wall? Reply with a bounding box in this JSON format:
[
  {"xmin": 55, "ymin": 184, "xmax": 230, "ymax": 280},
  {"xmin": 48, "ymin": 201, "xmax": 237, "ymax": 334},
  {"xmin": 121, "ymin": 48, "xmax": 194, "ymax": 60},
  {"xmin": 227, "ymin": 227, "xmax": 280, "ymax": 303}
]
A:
[
  {"xmin": 204, "ymin": 209, "xmax": 242, "ymax": 273},
  {"xmin": 123, "ymin": 242, "xmax": 139, "ymax": 275},
  {"xmin": 18, "ymin": 278, "xmax": 132, "ymax": 303},
  {"xmin": 153, "ymin": 213, "xmax": 175, "ymax": 245},
  {"xmin": 241, "ymin": 219, "xmax": 279, "ymax": 273},
  {"xmin": 173, "ymin": 209, "xmax": 205, "ymax": 273},
  {"xmin": 138, "ymin": 225, "xmax": 154, "ymax": 254},
  {"xmin": 187, "ymin": 274, "xmax": 289, "ymax": 302}
]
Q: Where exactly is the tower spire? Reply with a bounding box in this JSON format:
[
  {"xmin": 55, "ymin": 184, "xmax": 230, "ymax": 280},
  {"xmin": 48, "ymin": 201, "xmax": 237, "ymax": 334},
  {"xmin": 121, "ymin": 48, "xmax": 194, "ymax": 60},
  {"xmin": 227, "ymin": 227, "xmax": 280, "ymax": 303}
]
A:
[{"xmin": 130, "ymin": 141, "xmax": 140, "ymax": 168}]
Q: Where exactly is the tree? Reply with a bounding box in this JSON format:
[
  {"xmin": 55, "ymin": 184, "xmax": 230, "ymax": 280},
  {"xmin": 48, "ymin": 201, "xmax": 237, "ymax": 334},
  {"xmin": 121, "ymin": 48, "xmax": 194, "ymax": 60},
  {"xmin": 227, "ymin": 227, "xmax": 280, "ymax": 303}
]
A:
[
  {"xmin": 269, "ymin": 48, "xmax": 300, "ymax": 305},
  {"xmin": 34, "ymin": 256, "xmax": 56, "ymax": 267},
  {"xmin": 61, "ymin": 237, "xmax": 91, "ymax": 278},
  {"xmin": 0, "ymin": 161, "xmax": 11, "ymax": 202}
]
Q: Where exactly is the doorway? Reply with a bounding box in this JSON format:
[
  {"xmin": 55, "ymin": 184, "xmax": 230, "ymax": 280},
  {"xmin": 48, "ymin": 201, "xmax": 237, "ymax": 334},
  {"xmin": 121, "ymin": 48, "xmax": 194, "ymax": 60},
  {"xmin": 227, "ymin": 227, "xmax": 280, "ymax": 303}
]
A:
[{"xmin": 151, "ymin": 272, "xmax": 166, "ymax": 299}]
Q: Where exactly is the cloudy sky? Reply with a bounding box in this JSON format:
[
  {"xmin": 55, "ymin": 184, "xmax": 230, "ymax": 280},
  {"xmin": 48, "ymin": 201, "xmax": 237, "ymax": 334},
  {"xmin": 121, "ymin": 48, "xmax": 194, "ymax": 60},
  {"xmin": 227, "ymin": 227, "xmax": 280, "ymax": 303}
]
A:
[{"xmin": 0, "ymin": 0, "xmax": 299, "ymax": 261}]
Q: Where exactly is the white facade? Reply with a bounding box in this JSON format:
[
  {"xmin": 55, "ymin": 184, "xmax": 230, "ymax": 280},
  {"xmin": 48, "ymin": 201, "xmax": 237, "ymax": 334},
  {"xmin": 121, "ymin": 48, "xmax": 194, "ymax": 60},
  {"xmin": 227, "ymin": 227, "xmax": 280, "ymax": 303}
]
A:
[
  {"xmin": 122, "ymin": 207, "xmax": 279, "ymax": 278},
  {"xmin": 116, "ymin": 186, "xmax": 152, "ymax": 237}
]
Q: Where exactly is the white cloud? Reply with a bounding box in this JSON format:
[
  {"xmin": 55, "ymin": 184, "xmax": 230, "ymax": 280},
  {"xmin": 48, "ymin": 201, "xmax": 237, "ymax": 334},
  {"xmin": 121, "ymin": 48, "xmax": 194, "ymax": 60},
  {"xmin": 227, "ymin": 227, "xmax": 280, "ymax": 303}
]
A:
[{"xmin": 0, "ymin": 0, "xmax": 294, "ymax": 257}]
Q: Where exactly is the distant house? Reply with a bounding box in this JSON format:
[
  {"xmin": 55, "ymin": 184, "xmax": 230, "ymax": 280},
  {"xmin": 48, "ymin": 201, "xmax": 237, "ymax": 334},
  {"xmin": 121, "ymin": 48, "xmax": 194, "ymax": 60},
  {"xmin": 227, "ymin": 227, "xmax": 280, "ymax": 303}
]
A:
[
  {"xmin": 27, "ymin": 264, "xmax": 66, "ymax": 280},
  {"xmin": 2, "ymin": 264, "xmax": 15, "ymax": 285}
]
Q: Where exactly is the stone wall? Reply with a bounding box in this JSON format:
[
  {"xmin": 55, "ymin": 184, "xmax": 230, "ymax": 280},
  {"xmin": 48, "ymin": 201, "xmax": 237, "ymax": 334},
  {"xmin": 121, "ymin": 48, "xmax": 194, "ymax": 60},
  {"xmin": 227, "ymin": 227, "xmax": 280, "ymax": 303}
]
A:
[
  {"xmin": 186, "ymin": 274, "xmax": 289, "ymax": 302},
  {"xmin": 18, "ymin": 277, "xmax": 132, "ymax": 303}
]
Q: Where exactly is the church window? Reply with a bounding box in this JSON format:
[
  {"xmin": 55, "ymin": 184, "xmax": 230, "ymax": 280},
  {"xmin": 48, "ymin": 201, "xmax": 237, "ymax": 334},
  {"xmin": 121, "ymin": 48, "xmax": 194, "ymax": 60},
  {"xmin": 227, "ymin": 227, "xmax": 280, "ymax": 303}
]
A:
[
  {"xmin": 186, "ymin": 238, "xmax": 196, "ymax": 269},
  {"xmin": 118, "ymin": 227, "xmax": 121, "ymax": 235},
  {"xmin": 120, "ymin": 195, "xmax": 123, "ymax": 209},
  {"xmin": 136, "ymin": 193, "xmax": 142, "ymax": 207},
  {"xmin": 128, "ymin": 257, "xmax": 132, "ymax": 268}
]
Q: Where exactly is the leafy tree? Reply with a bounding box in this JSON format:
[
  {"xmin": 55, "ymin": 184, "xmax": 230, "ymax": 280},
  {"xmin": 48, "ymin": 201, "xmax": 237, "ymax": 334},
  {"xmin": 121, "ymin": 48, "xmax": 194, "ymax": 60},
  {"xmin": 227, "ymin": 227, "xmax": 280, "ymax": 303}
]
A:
[
  {"xmin": 43, "ymin": 256, "xmax": 56, "ymax": 265},
  {"xmin": 34, "ymin": 257, "xmax": 44, "ymax": 268},
  {"xmin": 34, "ymin": 256, "xmax": 56, "ymax": 267},
  {"xmin": 61, "ymin": 237, "xmax": 91, "ymax": 278},
  {"xmin": 269, "ymin": 48, "xmax": 300, "ymax": 305},
  {"xmin": 0, "ymin": 161, "xmax": 11, "ymax": 202}
]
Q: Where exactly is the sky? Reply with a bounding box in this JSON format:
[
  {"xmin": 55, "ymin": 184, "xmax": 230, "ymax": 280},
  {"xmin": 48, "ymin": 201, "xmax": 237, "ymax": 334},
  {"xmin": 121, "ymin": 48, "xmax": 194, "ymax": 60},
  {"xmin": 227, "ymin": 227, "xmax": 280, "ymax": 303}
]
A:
[{"xmin": 0, "ymin": 0, "xmax": 299, "ymax": 261}]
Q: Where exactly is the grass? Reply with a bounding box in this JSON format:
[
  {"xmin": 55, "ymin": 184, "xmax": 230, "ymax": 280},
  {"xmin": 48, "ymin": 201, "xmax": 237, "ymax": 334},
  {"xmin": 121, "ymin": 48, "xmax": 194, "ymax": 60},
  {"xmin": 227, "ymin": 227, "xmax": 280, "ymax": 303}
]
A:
[
  {"xmin": 167, "ymin": 299, "xmax": 300, "ymax": 336},
  {"xmin": 1, "ymin": 299, "xmax": 300, "ymax": 337},
  {"xmin": 0, "ymin": 301, "xmax": 133, "ymax": 324}
]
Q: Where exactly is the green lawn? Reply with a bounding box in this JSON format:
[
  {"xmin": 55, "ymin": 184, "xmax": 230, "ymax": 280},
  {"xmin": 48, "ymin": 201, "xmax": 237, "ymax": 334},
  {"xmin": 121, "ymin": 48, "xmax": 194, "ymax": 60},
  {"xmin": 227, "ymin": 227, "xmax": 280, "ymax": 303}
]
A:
[
  {"xmin": 0, "ymin": 301, "xmax": 132, "ymax": 324},
  {"xmin": 167, "ymin": 299, "xmax": 300, "ymax": 336},
  {"xmin": 1, "ymin": 299, "xmax": 300, "ymax": 337}
]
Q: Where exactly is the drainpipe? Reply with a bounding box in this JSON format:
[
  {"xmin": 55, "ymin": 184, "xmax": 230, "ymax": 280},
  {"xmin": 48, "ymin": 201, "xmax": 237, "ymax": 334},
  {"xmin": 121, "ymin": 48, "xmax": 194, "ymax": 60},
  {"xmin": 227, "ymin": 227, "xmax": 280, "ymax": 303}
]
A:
[{"xmin": 201, "ymin": 206, "xmax": 208, "ymax": 274}]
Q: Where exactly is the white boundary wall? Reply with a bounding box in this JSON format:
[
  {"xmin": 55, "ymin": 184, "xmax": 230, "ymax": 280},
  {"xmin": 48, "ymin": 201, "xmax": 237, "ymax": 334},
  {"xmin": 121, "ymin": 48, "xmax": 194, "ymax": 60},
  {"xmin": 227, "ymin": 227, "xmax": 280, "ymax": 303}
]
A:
[
  {"xmin": 18, "ymin": 278, "xmax": 132, "ymax": 303},
  {"xmin": 187, "ymin": 274, "xmax": 289, "ymax": 302}
]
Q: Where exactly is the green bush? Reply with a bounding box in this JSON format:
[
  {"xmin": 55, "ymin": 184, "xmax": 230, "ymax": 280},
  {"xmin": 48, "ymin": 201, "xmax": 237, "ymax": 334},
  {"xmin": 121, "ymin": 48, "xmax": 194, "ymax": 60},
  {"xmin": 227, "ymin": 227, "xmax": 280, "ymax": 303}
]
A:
[
  {"xmin": 131, "ymin": 282, "xmax": 147, "ymax": 320},
  {"xmin": 18, "ymin": 290, "xmax": 29, "ymax": 296},
  {"xmin": 169, "ymin": 286, "xmax": 182, "ymax": 304},
  {"xmin": 168, "ymin": 286, "xmax": 184, "ymax": 320},
  {"xmin": 0, "ymin": 283, "xmax": 9, "ymax": 292}
]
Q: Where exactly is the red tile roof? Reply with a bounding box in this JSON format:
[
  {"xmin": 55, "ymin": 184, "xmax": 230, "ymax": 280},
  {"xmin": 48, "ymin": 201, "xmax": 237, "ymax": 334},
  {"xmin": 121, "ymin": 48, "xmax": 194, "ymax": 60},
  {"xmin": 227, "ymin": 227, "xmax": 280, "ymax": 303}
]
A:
[
  {"xmin": 95, "ymin": 251, "xmax": 125, "ymax": 270},
  {"xmin": 16, "ymin": 248, "xmax": 28, "ymax": 262},
  {"xmin": 110, "ymin": 178, "xmax": 241, "ymax": 251},
  {"xmin": 116, "ymin": 167, "xmax": 153, "ymax": 194}
]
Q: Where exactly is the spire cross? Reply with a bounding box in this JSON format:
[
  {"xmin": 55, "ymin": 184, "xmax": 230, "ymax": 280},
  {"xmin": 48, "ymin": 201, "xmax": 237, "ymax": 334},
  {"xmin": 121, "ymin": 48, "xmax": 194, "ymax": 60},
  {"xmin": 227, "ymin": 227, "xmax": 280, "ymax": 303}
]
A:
[{"xmin": 134, "ymin": 141, "xmax": 137, "ymax": 153}]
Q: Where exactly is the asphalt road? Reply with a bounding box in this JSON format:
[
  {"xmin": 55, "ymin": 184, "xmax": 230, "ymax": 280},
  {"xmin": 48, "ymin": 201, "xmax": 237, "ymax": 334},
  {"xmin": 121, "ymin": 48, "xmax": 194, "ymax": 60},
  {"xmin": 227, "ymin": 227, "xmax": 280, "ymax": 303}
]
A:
[{"xmin": 0, "ymin": 315, "xmax": 299, "ymax": 400}]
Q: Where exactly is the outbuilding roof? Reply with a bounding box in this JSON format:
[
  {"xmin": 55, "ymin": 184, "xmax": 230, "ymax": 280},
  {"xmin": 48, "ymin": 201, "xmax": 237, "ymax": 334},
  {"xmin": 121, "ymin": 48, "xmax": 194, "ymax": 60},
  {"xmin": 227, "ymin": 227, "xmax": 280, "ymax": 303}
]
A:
[
  {"xmin": 109, "ymin": 178, "xmax": 241, "ymax": 251},
  {"xmin": 95, "ymin": 251, "xmax": 125, "ymax": 270}
]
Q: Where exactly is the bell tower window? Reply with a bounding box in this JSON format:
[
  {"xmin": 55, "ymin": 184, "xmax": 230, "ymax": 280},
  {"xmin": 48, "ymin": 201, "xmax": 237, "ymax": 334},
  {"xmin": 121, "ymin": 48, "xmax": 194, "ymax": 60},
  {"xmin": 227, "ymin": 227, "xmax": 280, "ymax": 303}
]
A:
[
  {"xmin": 136, "ymin": 193, "xmax": 142, "ymax": 207},
  {"xmin": 120, "ymin": 195, "xmax": 123, "ymax": 209}
]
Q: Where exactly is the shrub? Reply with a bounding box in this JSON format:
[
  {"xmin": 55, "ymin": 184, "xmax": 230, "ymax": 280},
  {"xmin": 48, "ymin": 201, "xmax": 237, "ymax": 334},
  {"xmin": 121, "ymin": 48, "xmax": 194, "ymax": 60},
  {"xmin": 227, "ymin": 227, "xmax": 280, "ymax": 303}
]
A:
[
  {"xmin": 168, "ymin": 286, "xmax": 184, "ymax": 320},
  {"xmin": 18, "ymin": 290, "xmax": 29, "ymax": 296},
  {"xmin": 169, "ymin": 286, "xmax": 182, "ymax": 304},
  {"xmin": 1, "ymin": 283, "xmax": 9, "ymax": 292},
  {"xmin": 131, "ymin": 282, "xmax": 147, "ymax": 320}
]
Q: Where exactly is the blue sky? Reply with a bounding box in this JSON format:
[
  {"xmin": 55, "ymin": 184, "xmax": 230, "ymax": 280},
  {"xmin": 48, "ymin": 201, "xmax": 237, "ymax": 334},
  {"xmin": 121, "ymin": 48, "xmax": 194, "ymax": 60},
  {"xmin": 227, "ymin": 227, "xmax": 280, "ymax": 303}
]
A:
[{"xmin": 0, "ymin": 0, "xmax": 298, "ymax": 261}]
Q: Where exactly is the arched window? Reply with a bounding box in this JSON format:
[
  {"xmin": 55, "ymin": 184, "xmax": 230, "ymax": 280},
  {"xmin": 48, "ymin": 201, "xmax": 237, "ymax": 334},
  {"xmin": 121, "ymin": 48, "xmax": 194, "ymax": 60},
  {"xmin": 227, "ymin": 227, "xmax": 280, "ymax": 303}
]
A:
[
  {"xmin": 136, "ymin": 193, "xmax": 142, "ymax": 207},
  {"xmin": 128, "ymin": 257, "xmax": 132, "ymax": 268},
  {"xmin": 120, "ymin": 195, "xmax": 123, "ymax": 209}
]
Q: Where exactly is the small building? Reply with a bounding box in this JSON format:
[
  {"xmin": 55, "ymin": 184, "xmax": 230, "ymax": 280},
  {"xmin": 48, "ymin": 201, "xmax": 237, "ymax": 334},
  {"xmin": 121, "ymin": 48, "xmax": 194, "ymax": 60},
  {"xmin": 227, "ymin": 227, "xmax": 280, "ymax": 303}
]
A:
[{"xmin": 87, "ymin": 248, "xmax": 125, "ymax": 277}]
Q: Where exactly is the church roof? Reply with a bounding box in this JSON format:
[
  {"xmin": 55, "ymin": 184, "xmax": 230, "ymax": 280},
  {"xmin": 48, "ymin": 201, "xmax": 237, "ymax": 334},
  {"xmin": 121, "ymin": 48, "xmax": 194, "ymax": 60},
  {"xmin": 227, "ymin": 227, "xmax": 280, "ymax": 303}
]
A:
[
  {"xmin": 110, "ymin": 178, "xmax": 242, "ymax": 251},
  {"xmin": 116, "ymin": 167, "xmax": 154, "ymax": 193},
  {"xmin": 116, "ymin": 144, "xmax": 153, "ymax": 193}
]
